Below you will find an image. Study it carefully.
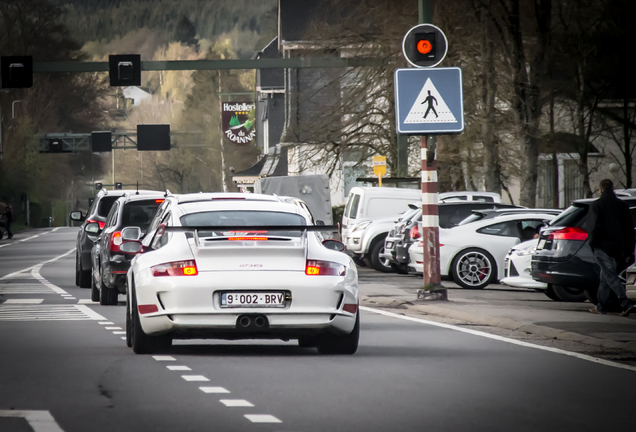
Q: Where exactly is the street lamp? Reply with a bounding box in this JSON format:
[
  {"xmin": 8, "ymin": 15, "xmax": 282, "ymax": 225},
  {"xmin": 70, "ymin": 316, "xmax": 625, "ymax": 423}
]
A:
[
  {"xmin": 12, "ymin": 99, "xmax": 28, "ymax": 119},
  {"xmin": 0, "ymin": 88, "xmax": 9, "ymax": 159}
]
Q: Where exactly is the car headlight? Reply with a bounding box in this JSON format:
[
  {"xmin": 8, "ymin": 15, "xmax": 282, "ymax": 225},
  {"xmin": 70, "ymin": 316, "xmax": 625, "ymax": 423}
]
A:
[{"xmin": 350, "ymin": 221, "xmax": 371, "ymax": 233}]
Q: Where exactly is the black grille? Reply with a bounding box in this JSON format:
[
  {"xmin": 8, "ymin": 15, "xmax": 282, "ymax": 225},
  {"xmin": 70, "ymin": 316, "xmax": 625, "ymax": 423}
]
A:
[{"xmin": 509, "ymin": 262, "xmax": 520, "ymax": 277}]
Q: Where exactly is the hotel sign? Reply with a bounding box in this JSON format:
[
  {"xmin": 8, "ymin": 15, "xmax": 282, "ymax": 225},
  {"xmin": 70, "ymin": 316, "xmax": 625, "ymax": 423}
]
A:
[{"xmin": 222, "ymin": 101, "xmax": 256, "ymax": 145}]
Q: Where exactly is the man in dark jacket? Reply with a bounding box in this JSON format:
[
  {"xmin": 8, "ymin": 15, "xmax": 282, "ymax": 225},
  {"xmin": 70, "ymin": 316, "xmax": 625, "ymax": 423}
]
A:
[
  {"xmin": 2, "ymin": 203, "xmax": 13, "ymax": 239},
  {"xmin": 587, "ymin": 179, "xmax": 636, "ymax": 316}
]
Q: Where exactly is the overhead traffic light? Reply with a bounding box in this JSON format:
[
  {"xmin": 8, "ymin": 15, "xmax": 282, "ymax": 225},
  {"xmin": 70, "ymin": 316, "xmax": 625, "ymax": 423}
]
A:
[
  {"xmin": 137, "ymin": 124, "xmax": 171, "ymax": 151},
  {"xmin": 91, "ymin": 131, "xmax": 112, "ymax": 152},
  {"xmin": 402, "ymin": 24, "xmax": 447, "ymax": 68},
  {"xmin": 109, "ymin": 54, "xmax": 141, "ymax": 86},
  {"xmin": 1, "ymin": 56, "xmax": 33, "ymax": 88},
  {"xmin": 115, "ymin": 182, "xmax": 123, "ymax": 190}
]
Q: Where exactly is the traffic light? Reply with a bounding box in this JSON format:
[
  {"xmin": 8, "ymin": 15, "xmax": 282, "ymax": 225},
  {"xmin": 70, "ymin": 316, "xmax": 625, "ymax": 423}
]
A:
[
  {"xmin": 1, "ymin": 56, "xmax": 33, "ymax": 88},
  {"xmin": 95, "ymin": 183, "xmax": 103, "ymax": 190},
  {"xmin": 137, "ymin": 124, "xmax": 171, "ymax": 151},
  {"xmin": 115, "ymin": 182, "xmax": 123, "ymax": 190},
  {"xmin": 45, "ymin": 139, "xmax": 72, "ymax": 153},
  {"xmin": 109, "ymin": 54, "xmax": 141, "ymax": 86},
  {"xmin": 402, "ymin": 24, "xmax": 447, "ymax": 68},
  {"xmin": 91, "ymin": 131, "xmax": 112, "ymax": 152}
]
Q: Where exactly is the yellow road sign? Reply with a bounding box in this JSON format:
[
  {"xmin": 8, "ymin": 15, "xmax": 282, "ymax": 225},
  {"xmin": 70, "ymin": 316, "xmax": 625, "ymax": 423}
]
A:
[{"xmin": 373, "ymin": 156, "xmax": 386, "ymax": 186}]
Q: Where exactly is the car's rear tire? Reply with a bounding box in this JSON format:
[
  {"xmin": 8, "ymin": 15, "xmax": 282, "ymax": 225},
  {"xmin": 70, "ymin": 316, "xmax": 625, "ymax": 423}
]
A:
[
  {"xmin": 366, "ymin": 238, "xmax": 394, "ymax": 273},
  {"xmin": 125, "ymin": 292, "xmax": 133, "ymax": 347},
  {"xmin": 543, "ymin": 285, "xmax": 562, "ymax": 301},
  {"xmin": 91, "ymin": 276, "xmax": 100, "ymax": 302},
  {"xmin": 77, "ymin": 254, "xmax": 91, "ymax": 289},
  {"xmin": 100, "ymin": 283, "xmax": 119, "ymax": 306},
  {"xmin": 75, "ymin": 252, "xmax": 80, "ymax": 286},
  {"xmin": 131, "ymin": 288, "xmax": 171, "ymax": 354},
  {"xmin": 451, "ymin": 248, "xmax": 497, "ymax": 289},
  {"xmin": 352, "ymin": 257, "xmax": 366, "ymax": 267},
  {"xmin": 317, "ymin": 312, "xmax": 359, "ymax": 355},
  {"xmin": 552, "ymin": 284, "xmax": 587, "ymax": 302}
]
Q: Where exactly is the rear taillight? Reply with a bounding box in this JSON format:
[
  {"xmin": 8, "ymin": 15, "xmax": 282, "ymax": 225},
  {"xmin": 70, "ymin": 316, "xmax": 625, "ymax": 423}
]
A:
[
  {"xmin": 151, "ymin": 260, "xmax": 198, "ymax": 277},
  {"xmin": 409, "ymin": 225, "xmax": 421, "ymax": 239},
  {"xmin": 305, "ymin": 260, "xmax": 346, "ymax": 276},
  {"xmin": 547, "ymin": 227, "xmax": 588, "ymax": 241},
  {"xmin": 109, "ymin": 231, "xmax": 122, "ymax": 252},
  {"xmin": 87, "ymin": 219, "xmax": 105, "ymax": 229}
]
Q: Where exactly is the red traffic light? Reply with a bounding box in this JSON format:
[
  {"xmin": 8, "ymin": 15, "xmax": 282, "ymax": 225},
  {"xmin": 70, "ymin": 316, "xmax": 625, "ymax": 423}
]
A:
[{"xmin": 417, "ymin": 40, "xmax": 433, "ymax": 55}]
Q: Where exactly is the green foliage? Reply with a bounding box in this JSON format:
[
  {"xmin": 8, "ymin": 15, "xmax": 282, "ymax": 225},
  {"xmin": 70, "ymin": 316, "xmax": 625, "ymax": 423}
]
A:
[{"xmin": 229, "ymin": 115, "xmax": 240, "ymax": 127}]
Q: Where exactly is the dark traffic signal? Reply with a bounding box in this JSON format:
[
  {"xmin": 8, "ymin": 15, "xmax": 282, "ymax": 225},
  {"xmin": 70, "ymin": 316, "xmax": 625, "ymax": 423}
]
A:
[
  {"xmin": 109, "ymin": 55, "xmax": 141, "ymax": 86},
  {"xmin": 1, "ymin": 56, "xmax": 33, "ymax": 88}
]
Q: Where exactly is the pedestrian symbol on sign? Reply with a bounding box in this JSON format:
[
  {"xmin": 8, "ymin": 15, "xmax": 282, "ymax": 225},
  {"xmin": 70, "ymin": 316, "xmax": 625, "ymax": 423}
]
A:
[{"xmin": 404, "ymin": 78, "xmax": 457, "ymax": 124}]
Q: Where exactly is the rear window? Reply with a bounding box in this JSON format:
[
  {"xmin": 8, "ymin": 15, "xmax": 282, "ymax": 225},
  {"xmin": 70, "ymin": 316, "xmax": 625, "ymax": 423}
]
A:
[
  {"xmin": 121, "ymin": 200, "xmax": 162, "ymax": 230},
  {"xmin": 348, "ymin": 194, "xmax": 361, "ymax": 220},
  {"xmin": 97, "ymin": 196, "xmax": 119, "ymax": 217},
  {"xmin": 549, "ymin": 204, "xmax": 587, "ymax": 227},
  {"xmin": 474, "ymin": 196, "xmax": 495, "ymax": 202},
  {"xmin": 181, "ymin": 210, "xmax": 306, "ymax": 237}
]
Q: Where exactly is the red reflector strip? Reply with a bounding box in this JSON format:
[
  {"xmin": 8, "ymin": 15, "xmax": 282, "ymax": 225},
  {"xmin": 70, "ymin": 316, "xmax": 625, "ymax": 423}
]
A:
[
  {"xmin": 343, "ymin": 304, "xmax": 358, "ymax": 314},
  {"xmin": 138, "ymin": 304, "xmax": 159, "ymax": 314},
  {"xmin": 228, "ymin": 237, "xmax": 268, "ymax": 241}
]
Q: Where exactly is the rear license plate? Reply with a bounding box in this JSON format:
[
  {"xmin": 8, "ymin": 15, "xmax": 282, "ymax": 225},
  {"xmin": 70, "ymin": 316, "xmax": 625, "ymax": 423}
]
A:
[
  {"xmin": 537, "ymin": 239, "xmax": 546, "ymax": 249},
  {"xmin": 220, "ymin": 292, "xmax": 286, "ymax": 308}
]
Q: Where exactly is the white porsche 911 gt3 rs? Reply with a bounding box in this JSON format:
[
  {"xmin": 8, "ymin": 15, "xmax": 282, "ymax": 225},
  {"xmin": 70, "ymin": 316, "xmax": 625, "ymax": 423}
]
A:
[{"xmin": 122, "ymin": 193, "xmax": 359, "ymax": 355}]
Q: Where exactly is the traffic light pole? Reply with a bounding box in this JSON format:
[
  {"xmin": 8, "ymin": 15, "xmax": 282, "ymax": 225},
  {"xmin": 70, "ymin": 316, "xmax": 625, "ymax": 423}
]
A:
[{"xmin": 417, "ymin": 0, "xmax": 446, "ymax": 300}]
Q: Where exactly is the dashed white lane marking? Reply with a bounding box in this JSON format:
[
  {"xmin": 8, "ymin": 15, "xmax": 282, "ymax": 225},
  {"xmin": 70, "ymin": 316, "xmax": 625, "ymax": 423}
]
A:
[
  {"xmin": 153, "ymin": 356, "xmax": 176, "ymax": 361},
  {"xmin": 200, "ymin": 387, "xmax": 230, "ymax": 394},
  {"xmin": 61, "ymin": 294, "xmax": 72, "ymax": 297},
  {"xmin": 182, "ymin": 375, "xmax": 209, "ymax": 382},
  {"xmin": 244, "ymin": 415, "xmax": 282, "ymax": 423},
  {"xmin": 360, "ymin": 306, "xmax": 636, "ymax": 373},
  {"xmin": 221, "ymin": 399, "xmax": 254, "ymax": 407},
  {"xmin": 64, "ymin": 297, "xmax": 76, "ymax": 300},
  {"xmin": 78, "ymin": 299, "xmax": 98, "ymax": 304},
  {"xmin": 105, "ymin": 327, "xmax": 122, "ymax": 330},
  {"xmin": 113, "ymin": 331, "xmax": 125, "ymax": 335},
  {"xmin": 99, "ymin": 321, "xmax": 114, "ymax": 325},
  {"xmin": 0, "ymin": 410, "xmax": 65, "ymax": 432},
  {"xmin": 121, "ymin": 337, "xmax": 126, "ymax": 340},
  {"xmin": 4, "ymin": 299, "xmax": 44, "ymax": 304},
  {"xmin": 167, "ymin": 365, "xmax": 192, "ymax": 371}
]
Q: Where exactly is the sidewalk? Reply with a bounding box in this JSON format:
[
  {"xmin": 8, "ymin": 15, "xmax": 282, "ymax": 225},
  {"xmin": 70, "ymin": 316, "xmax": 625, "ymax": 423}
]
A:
[{"xmin": 357, "ymin": 267, "xmax": 636, "ymax": 364}]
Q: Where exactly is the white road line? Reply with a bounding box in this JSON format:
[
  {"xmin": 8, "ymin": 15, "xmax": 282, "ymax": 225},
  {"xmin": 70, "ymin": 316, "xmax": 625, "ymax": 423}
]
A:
[
  {"xmin": 153, "ymin": 356, "xmax": 176, "ymax": 361},
  {"xmin": 105, "ymin": 327, "xmax": 122, "ymax": 330},
  {"xmin": 64, "ymin": 297, "xmax": 76, "ymax": 300},
  {"xmin": 244, "ymin": 415, "xmax": 282, "ymax": 423},
  {"xmin": 113, "ymin": 331, "xmax": 126, "ymax": 335},
  {"xmin": 360, "ymin": 306, "xmax": 636, "ymax": 373},
  {"xmin": 0, "ymin": 305, "xmax": 106, "ymax": 321},
  {"xmin": 0, "ymin": 248, "xmax": 74, "ymax": 281},
  {"xmin": 99, "ymin": 321, "xmax": 114, "ymax": 325},
  {"xmin": 78, "ymin": 299, "xmax": 98, "ymax": 304},
  {"xmin": 121, "ymin": 337, "xmax": 126, "ymax": 340},
  {"xmin": 74, "ymin": 305, "xmax": 107, "ymax": 321},
  {"xmin": 200, "ymin": 387, "xmax": 230, "ymax": 394},
  {"xmin": 0, "ymin": 410, "xmax": 65, "ymax": 432},
  {"xmin": 4, "ymin": 299, "xmax": 44, "ymax": 304},
  {"xmin": 167, "ymin": 365, "xmax": 192, "ymax": 371},
  {"xmin": 51, "ymin": 228, "xmax": 61, "ymax": 232},
  {"xmin": 182, "ymin": 375, "xmax": 209, "ymax": 382},
  {"xmin": 221, "ymin": 399, "xmax": 254, "ymax": 407}
]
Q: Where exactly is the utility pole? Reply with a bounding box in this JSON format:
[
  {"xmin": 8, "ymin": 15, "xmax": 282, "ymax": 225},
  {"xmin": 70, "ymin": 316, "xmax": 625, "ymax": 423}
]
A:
[{"xmin": 418, "ymin": 0, "xmax": 446, "ymax": 299}]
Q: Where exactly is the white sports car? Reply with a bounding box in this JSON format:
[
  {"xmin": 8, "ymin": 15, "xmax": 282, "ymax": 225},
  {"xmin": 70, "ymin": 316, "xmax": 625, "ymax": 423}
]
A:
[
  {"xmin": 440, "ymin": 211, "xmax": 558, "ymax": 289},
  {"xmin": 500, "ymin": 239, "xmax": 547, "ymax": 289},
  {"xmin": 122, "ymin": 193, "xmax": 359, "ymax": 355}
]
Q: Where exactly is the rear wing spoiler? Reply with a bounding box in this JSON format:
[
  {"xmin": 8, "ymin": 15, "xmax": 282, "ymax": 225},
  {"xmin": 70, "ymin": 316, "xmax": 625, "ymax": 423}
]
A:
[{"xmin": 164, "ymin": 225, "xmax": 338, "ymax": 232}]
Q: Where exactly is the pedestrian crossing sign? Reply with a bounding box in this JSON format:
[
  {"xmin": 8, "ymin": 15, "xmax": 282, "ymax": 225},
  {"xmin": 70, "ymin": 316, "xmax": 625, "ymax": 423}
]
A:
[{"xmin": 394, "ymin": 67, "xmax": 464, "ymax": 134}]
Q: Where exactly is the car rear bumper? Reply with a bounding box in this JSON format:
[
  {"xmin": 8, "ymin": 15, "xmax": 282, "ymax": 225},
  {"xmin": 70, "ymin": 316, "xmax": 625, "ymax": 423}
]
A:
[
  {"xmin": 134, "ymin": 270, "xmax": 358, "ymax": 338},
  {"xmin": 531, "ymin": 258, "xmax": 599, "ymax": 291}
]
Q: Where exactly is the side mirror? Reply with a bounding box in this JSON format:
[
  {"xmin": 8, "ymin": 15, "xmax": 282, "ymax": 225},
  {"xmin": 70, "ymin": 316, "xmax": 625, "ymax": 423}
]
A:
[
  {"xmin": 120, "ymin": 241, "xmax": 143, "ymax": 254},
  {"xmin": 121, "ymin": 226, "xmax": 142, "ymax": 241},
  {"xmin": 85, "ymin": 222, "xmax": 101, "ymax": 234},
  {"xmin": 70, "ymin": 211, "xmax": 85, "ymax": 222},
  {"xmin": 322, "ymin": 239, "xmax": 345, "ymax": 252}
]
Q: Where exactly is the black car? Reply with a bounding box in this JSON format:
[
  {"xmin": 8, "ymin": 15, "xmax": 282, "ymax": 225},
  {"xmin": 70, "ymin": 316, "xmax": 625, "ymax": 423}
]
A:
[
  {"xmin": 531, "ymin": 197, "xmax": 636, "ymax": 303},
  {"xmin": 70, "ymin": 189, "xmax": 163, "ymax": 288},
  {"xmin": 90, "ymin": 193, "xmax": 165, "ymax": 305},
  {"xmin": 393, "ymin": 202, "xmax": 520, "ymax": 272}
]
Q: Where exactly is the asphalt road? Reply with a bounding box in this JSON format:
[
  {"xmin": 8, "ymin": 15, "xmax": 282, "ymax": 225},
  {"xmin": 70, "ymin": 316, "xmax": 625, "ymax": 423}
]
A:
[{"xmin": 1, "ymin": 227, "xmax": 635, "ymax": 432}]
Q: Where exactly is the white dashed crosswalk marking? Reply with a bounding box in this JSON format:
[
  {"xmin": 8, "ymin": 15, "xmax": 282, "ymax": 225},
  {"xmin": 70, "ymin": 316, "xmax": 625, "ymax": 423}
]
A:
[
  {"xmin": 0, "ymin": 305, "xmax": 106, "ymax": 321},
  {"xmin": 0, "ymin": 282, "xmax": 56, "ymax": 295},
  {"xmin": 244, "ymin": 415, "xmax": 282, "ymax": 423}
]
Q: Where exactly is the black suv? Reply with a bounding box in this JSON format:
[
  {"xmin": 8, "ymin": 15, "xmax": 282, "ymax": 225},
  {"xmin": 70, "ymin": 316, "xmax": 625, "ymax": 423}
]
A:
[
  {"xmin": 531, "ymin": 197, "xmax": 636, "ymax": 303},
  {"xmin": 89, "ymin": 193, "xmax": 165, "ymax": 305},
  {"xmin": 70, "ymin": 189, "xmax": 163, "ymax": 288}
]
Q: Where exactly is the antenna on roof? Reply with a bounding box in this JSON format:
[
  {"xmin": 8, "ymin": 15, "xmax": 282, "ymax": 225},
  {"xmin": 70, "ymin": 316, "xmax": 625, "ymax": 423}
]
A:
[
  {"xmin": 136, "ymin": 182, "xmax": 139, "ymax": 195},
  {"xmin": 164, "ymin": 189, "xmax": 171, "ymax": 198}
]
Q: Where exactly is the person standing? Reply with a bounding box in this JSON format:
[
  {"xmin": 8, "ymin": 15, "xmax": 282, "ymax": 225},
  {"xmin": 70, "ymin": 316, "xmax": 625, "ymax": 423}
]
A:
[
  {"xmin": 587, "ymin": 179, "xmax": 636, "ymax": 316},
  {"xmin": 2, "ymin": 203, "xmax": 13, "ymax": 239}
]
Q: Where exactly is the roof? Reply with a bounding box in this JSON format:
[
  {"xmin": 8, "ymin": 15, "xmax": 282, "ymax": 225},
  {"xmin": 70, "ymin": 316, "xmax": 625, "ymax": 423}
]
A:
[{"xmin": 175, "ymin": 192, "xmax": 280, "ymax": 204}]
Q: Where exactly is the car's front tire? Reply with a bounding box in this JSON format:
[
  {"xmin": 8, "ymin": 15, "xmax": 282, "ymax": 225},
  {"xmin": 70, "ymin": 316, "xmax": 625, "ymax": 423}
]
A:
[
  {"xmin": 317, "ymin": 312, "xmax": 360, "ymax": 355},
  {"xmin": 77, "ymin": 252, "xmax": 91, "ymax": 288},
  {"xmin": 451, "ymin": 248, "xmax": 497, "ymax": 289},
  {"xmin": 91, "ymin": 275, "xmax": 100, "ymax": 302},
  {"xmin": 365, "ymin": 238, "xmax": 394, "ymax": 273}
]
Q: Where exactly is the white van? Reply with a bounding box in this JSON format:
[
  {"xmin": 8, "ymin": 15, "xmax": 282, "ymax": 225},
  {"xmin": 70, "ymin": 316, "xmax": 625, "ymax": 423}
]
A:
[{"xmin": 341, "ymin": 187, "xmax": 421, "ymax": 230}]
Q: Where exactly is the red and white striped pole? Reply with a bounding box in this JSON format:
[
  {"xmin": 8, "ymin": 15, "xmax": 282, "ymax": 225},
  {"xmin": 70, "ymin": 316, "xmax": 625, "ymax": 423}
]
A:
[{"xmin": 419, "ymin": 135, "xmax": 447, "ymax": 299}]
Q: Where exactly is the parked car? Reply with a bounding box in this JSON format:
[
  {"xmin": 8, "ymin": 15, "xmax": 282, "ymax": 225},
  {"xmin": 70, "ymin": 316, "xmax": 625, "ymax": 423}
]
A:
[
  {"xmin": 89, "ymin": 193, "xmax": 166, "ymax": 305},
  {"xmin": 439, "ymin": 211, "xmax": 559, "ymax": 289},
  {"xmin": 623, "ymin": 263, "xmax": 636, "ymax": 301},
  {"xmin": 500, "ymin": 239, "xmax": 547, "ymax": 290},
  {"xmin": 392, "ymin": 202, "xmax": 521, "ymax": 274},
  {"xmin": 70, "ymin": 188, "xmax": 163, "ymax": 288},
  {"xmin": 382, "ymin": 203, "xmax": 421, "ymax": 273},
  {"xmin": 122, "ymin": 192, "xmax": 358, "ymax": 355},
  {"xmin": 341, "ymin": 186, "xmax": 420, "ymax": 231},
  {"xmin": 407, "ymin": 237, "xmax": 424, "ymax": 275},
  {"xmin": 531, "ymin": 197, "xmax": 636, "ymax": 303},
  {"xmin": 439, "ymin": 191, "xmax": 501, "ymax": 203}
]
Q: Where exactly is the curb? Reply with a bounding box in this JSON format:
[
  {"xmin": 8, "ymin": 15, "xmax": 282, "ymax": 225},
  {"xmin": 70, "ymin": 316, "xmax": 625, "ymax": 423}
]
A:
[{"xmin": 360, "ymin": 295, "xmax": 636, "ymax": 354}]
